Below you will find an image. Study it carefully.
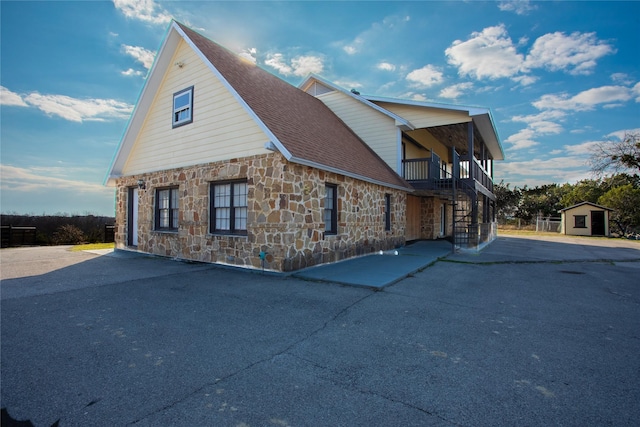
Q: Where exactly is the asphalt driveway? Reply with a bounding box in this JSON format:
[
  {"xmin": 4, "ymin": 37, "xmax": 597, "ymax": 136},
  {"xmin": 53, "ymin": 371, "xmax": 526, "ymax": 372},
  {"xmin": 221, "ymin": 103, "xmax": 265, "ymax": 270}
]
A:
[{"xmin": 1, "ymin": 236, "xmax": 639, "ymax": 426}]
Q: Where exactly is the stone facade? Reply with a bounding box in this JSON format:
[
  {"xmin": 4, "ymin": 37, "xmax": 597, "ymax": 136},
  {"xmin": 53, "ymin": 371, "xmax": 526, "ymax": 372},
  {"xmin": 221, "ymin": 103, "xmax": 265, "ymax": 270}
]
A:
[
  {"xmin": 115, "ymin": 152, "xmax": 406, "ymax": 272},
  {"xmin": 419, "ymin": 197, "xmax": 451, "ymax": 239}
]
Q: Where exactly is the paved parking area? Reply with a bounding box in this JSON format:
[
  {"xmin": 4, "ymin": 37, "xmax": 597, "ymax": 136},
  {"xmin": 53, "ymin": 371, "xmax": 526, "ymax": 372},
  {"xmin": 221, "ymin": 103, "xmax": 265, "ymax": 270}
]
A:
[{"xmin": 1, "ymin": 236, "xmax": 639, "ymax": 426}]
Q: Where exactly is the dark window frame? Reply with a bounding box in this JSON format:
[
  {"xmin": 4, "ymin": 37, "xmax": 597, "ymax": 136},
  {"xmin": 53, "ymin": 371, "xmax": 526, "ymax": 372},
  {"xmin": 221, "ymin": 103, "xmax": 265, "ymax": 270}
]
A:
[
  {"xmin": 324, "ymin": 184, "xmax": 338, "ymax": 235},
  {"xmin": 210, "ymin": 179, "xmax": 248, "ymax": 236},
  {"xmin": 574, "ymin": 215, "xmax": 587, "ymax": 228},
  {"xmin": 172, "ymin": 86, "xmax": 194, "ymax": 128},
  {"xmin": 155, "ymin": 186, "xmax": 179, "ymax": 231},
  {"xmin": 384, "ymin": 194, "xmax": 392, "ymax": 231}
]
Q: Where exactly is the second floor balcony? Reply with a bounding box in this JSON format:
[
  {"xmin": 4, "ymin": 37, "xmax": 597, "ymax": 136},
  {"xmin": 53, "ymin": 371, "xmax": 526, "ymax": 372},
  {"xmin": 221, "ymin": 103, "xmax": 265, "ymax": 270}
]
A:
[{"xmin": 402, "ymin": 154, "xmax": 495, "ymax": 197}]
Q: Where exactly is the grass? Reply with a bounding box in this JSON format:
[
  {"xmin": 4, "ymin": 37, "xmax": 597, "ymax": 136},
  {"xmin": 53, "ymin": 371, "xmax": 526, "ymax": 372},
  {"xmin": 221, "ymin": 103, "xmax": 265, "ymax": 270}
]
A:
[{"xmin": 70, "ymin": 242, "xmax": 115, "ymax": 252}]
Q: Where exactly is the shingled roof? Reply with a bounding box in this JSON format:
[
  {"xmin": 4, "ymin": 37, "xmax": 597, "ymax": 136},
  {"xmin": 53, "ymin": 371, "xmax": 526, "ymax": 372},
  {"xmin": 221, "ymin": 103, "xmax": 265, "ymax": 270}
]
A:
[{"xmin": 175, "ymin": 22, "xmax": 410, "ymax": 191}]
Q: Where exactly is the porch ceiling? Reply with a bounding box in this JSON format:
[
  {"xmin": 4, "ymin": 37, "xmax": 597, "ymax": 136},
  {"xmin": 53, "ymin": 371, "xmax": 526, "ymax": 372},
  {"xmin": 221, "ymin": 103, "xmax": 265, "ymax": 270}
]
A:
[{"xmin": 426, "ymin": 123, "xmax": 485, "ymax": 158}]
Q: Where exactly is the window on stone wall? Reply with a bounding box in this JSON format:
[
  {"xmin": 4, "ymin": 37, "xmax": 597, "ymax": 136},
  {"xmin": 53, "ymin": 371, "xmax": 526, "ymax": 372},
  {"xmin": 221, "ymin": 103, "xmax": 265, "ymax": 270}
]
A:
[
  {"xmin": 155, "ymin": 187, "xmax": 179, "ymax": 231},
  {"xmin": 574, "ymin": 215, "xmax": 587, "ymax": 228},
  {"xmin": 384, "ymin": 194, "xmax": 391, "ymax": 231},
  {"xmin": 324, "ymin": 184, "xmax": 337, "ymax": 235},
  {"xmin": 211, "ymin": 180, "xmax": 248, "ymax": 235}
]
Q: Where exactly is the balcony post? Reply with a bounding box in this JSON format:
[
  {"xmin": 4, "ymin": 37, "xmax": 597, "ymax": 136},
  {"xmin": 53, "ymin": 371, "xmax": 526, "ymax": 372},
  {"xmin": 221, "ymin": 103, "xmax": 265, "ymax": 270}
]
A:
[{"xmin": 467, "ymin": 121, "xmax": 474, "ymax": 182}]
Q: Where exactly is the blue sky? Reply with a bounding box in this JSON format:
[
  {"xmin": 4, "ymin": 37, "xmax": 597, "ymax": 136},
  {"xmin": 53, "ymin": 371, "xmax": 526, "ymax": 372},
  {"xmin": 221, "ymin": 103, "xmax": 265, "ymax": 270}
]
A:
[{"xmin": 1, "ymin": 0, "xmax": 639, "ymax": 216}]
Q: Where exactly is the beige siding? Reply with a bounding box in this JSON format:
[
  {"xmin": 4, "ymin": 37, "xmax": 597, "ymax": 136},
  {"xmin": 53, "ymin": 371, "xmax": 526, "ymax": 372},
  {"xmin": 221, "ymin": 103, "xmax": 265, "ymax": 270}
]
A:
[
  {"xmin": 562, "ymin": 205, "xmax": 609, "ymax": 236},
  {"xmin": 405, "ymin": 129, "xmax": 450, "ymax": 162},
  {"xmin": 374, "ymin": 102, "xmax": 471, "ymax": 128},
  {"xmin": 123, "ymin": 39, "xmax": 270, "ymax": 175},
  {"xmin": 316, "ymin": 91, "xmax": 398, "ymax": 172}
]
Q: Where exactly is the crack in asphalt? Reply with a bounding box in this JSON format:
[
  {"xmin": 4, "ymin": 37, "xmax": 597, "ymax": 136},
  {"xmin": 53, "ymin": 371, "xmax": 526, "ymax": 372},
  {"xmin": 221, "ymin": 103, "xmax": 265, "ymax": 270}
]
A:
[
  {"xmin": 129, "ymin": 291, "xmax": 376, "ymax": 425},
  {"xmin": 288, "ymin": 353, "xmax": 461, "ymax": 426}
]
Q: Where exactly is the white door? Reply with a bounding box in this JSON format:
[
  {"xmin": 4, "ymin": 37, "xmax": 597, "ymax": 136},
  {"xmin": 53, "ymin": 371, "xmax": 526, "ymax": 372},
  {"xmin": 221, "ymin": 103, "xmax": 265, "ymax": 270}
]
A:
[{"xmin": 128, "ymin": 188, "xmax": 139, "ymax": 246}]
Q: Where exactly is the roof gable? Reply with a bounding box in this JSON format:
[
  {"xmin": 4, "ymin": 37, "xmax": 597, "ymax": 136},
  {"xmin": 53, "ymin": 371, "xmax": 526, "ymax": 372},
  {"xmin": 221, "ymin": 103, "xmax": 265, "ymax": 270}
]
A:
[
  {"xmin": 561, "ymin": 201, "xmax": 613, "ymax": 212},
  {"xmin": 107, "ymin": 21, "xmax": 410, "ymax": 191}
]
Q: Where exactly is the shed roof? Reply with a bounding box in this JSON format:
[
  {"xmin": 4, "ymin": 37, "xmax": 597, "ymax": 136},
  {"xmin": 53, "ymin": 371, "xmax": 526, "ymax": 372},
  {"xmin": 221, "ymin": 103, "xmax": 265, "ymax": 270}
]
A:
[{"xmin": 560, "ymin": 201, "xmax": 614, "ymax": 212}]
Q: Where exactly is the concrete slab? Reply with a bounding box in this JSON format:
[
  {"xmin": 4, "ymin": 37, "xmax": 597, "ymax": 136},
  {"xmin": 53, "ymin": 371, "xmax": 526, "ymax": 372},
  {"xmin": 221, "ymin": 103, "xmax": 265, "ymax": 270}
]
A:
[{"xmin": 292, "ymin": 239, "xmax": 452, "ymax": 289}]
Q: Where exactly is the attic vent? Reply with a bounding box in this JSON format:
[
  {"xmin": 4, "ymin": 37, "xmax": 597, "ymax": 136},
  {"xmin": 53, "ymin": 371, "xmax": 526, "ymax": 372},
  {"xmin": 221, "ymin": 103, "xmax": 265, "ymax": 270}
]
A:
[{"xmin": 307, "ymin": 81, "xmax": 334, "ymax": 96}]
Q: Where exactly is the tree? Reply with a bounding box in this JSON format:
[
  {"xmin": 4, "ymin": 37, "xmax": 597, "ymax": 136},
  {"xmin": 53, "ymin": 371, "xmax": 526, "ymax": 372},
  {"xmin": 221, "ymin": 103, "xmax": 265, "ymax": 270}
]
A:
[
  {"xmin": 598, "ymin": 184, "xmax": 640, "ymax": 237},
  {"xmin": 590, "ymin": 132, "xmax": 640, "ymax": 177},
  {"xmin": 516, "ymin": 184, "xmax": 566, "ymax": 221},
  {"xmin": 494, "ymin": 181, "xmax": 521, "ymax": 220},
  {"xmin": 561, "ymin": 179, "xmax": 604, "ymax": 207}
]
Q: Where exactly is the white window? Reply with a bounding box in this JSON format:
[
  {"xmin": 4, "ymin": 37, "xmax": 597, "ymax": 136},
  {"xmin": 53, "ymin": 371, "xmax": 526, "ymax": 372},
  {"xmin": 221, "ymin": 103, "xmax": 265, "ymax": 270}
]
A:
[{"xmin": 173, "ymin": 86, "xmax": 193, "ymax": 127}]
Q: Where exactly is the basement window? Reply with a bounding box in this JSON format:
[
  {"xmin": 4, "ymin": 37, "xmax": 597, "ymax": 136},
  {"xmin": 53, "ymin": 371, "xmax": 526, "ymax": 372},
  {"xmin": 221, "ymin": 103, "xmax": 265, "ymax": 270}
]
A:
[{"xmin": 173, "ymin": 86, "xmax": 193, "ymax": 127}]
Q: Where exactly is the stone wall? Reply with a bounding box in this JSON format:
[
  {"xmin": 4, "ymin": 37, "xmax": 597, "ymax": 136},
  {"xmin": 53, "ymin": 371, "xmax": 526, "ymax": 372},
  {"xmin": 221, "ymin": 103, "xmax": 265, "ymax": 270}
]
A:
[
  {"xmin": 418, "ymin": 197, "xmax": 449, "ymax": 239},
  {"xmin": 115, "ymin": 152, "xmax": 407, "ymax": 272}
]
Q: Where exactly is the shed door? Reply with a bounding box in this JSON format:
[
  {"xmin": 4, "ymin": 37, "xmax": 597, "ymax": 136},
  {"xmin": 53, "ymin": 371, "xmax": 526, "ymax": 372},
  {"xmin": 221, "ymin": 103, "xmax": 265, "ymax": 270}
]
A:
[
  {"xmin": 591, "ymin": 210, "xmax": 605, "ymax": 236},
  {"xmin": 406, "ymin": 195, "xmax": 421, "ymax": 241}
]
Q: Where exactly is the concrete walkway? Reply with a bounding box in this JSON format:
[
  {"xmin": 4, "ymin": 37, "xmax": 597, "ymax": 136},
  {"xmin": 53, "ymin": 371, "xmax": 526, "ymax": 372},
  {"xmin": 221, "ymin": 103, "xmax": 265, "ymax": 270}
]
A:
[{"xmin": 293, "ymin": 239, "xmax": 453, "ymax": 289}]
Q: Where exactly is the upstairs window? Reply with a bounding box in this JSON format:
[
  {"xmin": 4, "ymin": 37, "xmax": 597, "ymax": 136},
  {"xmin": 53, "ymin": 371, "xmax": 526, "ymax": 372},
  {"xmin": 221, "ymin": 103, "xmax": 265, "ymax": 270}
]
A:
[
  {"xmin": 173, "ymin": 86, "xmax": 193, "ymax": 127},
  {"xmin": 211, "ymin": 180, "xmax": 248, "ymax": 235},
  {"xmin": 324, "ymin": 184, "xmax": 337, "ymax": 235}
]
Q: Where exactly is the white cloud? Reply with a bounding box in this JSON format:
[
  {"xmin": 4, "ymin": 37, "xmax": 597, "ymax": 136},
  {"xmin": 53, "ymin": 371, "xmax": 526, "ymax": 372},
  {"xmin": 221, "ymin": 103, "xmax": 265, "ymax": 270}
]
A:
[
  {"xmin": 445, "ymin": 25, "xmax": 525, "ymax": 80},
  {"xmin": 291, "ymin": 55, "xmax": 324, "ymax": 76},
  {"xmin": 498, "ymin": 0, "xmax": 537, "ymax": 15},
  {"xmin": 121, "ymin": 68, "xmax": 145, "ymax": 77},
  {"xmin": 633, "ymin": 82, "xmax": 640, "ymax": 102},
  {"xmin": 265, "ymin": 53, "xmax": 323, "ymax": 77},
  {"xmin": 22, "ymin": 92, "xmax": 133, "ymax": 122},
  {"xmin": 496, "ymin": 156, "xmax": 590, "ymax": 185},
  {"xmin": 238, "ymin": 48, "xmax": 257, "ymax": 64},
  {"xmin": 265, "ymin": 53, "xmax": 293, "ymax": 75},
  {"xmin": 446, "ymin": 25, "xmax": 614, "ymax": 84},
  {"xmin": 377, "ymin": 62, "xmax": 396, "ymax": 72},
  {"xmin": 112, "ymin": 0, "xmax": 171, "ymax": 25},
  {"xmin": 1, "ymin": 86, "xmax": 133, "ymax": 122},
  {"xmin": 506, "ymin": 110, "xmax": 566, "ymax": 151},
  {"xmin": 0, "ymin": 86, "xmax": 28, "ymax": 107},
  {"xmin": 606, "ymin": 128, "xmax": 640, "ymax": 140},
  {"xmin": 122, "ymin": 44, "xmax": 155, "ymax": 70},
  {"xmin": 524, "ymin": 31, "xmax": 615, "ymax": 75},
  {"xmin": 343, "ymin": 37, "xmax": 363, "ymax": 55},
  {"xmin": 611, "ymin": 73, "xmax": 634, "ymax": 85},
  {"xmin": 338, "ymin": 14, "xmax": 410, "ymax": 56},
  {"xmin": 406, "ymin": 65, "xmax": 444, "ymax": 88},
  {"xmin": 533, "ymin": 86, "xmax": 634, "ymax": 111},
  {"xmin": 563, "ymin": 141, "xmax": 600, "ymax": 156},
  {"xmin": 439, "ymin": 82, "xmax": 473, "ymax": 99},
  {"xmin": 0, "ymin": 164, "xmax": 112, "ymax": 194}
]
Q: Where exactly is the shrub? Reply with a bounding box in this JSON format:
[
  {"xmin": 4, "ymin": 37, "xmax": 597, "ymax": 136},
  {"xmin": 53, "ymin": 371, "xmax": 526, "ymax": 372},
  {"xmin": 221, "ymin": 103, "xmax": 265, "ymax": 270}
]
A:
[{"xmin": 52, "ymin": 224, "xmax": 87, "ymax": 245}]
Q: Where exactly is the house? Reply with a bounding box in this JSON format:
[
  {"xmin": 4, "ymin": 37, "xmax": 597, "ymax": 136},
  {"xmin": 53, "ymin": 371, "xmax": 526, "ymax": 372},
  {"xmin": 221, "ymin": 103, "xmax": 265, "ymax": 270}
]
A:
[
  {"xmin": 560, "ymin": 202, "xmax": 612, "ymax": 237},
  {"xmin": 105, "ymin": 21, "xmax": 504, "ymax": 272}
]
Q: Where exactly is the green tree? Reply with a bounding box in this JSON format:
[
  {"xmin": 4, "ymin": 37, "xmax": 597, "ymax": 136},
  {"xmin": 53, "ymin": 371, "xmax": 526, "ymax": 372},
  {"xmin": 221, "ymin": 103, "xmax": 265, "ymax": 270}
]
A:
[
  {"xmin": 494, "ymin": 181, "xmax": 521, "ymax": 220},
  {"xmin": 561, "ymin": 179, "xmax": 605, "ymax": 207},
  {"xmin": 598, "ymin": 184, "xmax": 640, "ymax": 237},
  {"xmin": 516, "ymin": 184, "xmax": 566, "ymax": 220}
]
